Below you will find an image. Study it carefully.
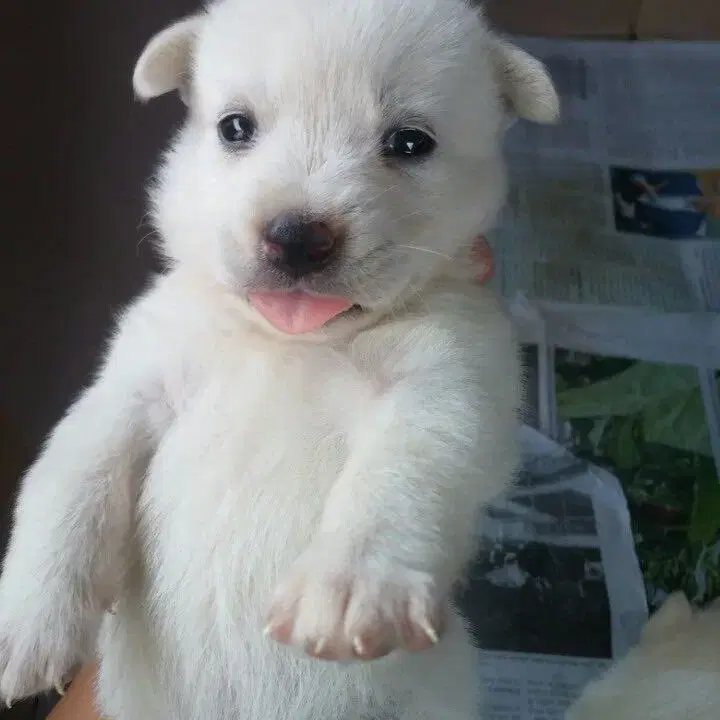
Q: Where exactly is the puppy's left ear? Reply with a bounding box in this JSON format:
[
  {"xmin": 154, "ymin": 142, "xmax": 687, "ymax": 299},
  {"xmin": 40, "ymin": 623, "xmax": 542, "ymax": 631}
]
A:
[
  {"xmin": 489, "ymin": 37, "xmax": 560, "ymax": 124},
  {"xmin": 133, "ymin": 15, "xmax": 205, "ymax": 104}
]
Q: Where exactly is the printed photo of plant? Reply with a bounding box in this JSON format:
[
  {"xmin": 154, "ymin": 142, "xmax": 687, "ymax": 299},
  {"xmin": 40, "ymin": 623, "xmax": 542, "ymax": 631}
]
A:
[{"xmin": 553, "ymin": 350, "xmax": 720, "ymax": 608}]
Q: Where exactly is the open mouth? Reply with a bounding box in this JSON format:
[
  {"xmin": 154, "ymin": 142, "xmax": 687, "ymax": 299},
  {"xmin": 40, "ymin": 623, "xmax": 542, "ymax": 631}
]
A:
[{"xmin": 247, "ymin": 290, "xmax": 363, "ymax": 334}]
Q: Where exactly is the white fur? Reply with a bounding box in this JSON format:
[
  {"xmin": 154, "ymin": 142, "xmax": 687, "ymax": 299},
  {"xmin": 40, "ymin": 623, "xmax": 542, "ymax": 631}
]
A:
[
  {"xmin": 566, "ymin": 592, "xmax": 720, "ymax": 720},
  {"xmin": 0, "ymin": 0, "xmax": 558, "ymax": 717}
]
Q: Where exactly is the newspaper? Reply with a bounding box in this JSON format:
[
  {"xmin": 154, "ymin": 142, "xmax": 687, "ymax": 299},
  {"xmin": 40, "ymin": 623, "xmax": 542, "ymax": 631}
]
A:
[
  {"xmin": 487, "ymin": 38, "xmax": 720, "ymax": 369},
  {"xmin": 457, "ymin": 425, "xmax": 648, "ymax": 720},
  {"xmin": 489, "ymin": 36, "xmax": 720, "ymax": 478}
]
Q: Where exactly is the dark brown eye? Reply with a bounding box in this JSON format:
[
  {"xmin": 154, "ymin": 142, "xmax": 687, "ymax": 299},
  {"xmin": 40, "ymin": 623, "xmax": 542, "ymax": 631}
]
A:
[
  {"xmin": 382, "ymin": 127, "xmax": 436, "ymax": 160},
  {"xmin": 218, "ymin": 113, "xmax": 256, "ymax": 145}
]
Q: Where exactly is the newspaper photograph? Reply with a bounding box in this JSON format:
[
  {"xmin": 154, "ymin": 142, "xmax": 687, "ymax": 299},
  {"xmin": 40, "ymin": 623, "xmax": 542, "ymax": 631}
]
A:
[
  {"xmin": 458, "ymin": 425, "xmax": 648, "ymax": 720},
  {"xmin": 485, "ymin": 38, "xmax": 720, "ymax": 371},
  {"xmin": 486, "ymin": 35, "xmax": 720, "ymax": 489}
]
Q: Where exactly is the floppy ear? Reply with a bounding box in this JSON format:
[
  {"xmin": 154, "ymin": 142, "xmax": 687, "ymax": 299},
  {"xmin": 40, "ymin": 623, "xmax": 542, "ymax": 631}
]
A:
[
  {"xmin": 489, "ymin": 37, "xmax": 560, "ymax": 124},
  {"xmin": 133, "ymin": 15, "xmax": 204, "ymax": 104}
]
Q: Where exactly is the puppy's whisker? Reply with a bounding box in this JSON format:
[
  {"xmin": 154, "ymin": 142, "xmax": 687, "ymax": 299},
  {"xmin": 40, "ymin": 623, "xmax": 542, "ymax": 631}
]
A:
[
  {"xmin": 137, "ymin": 211, "xmax": 154, "ymax": 229},
  {"xmin": 363, "ymin": 184, "xmax": 401, "ymax": 204},
  {"xmin": 137, "ymin": 230, "xmax": 159, "ymax": 254},
  {"xmin": 387, "ymin": 209, "xmax": 432, "ymax": 225},
  {"xmin": 396, "ymin": 245, "xmax": 454, "ymax": 261},
  {"xmin": 363, "ymin": 273, "xmax": 407, "ymax": 322},
  {"xmin": 352, "ymin": 267, "xmax": 393, "ymax": 316}
]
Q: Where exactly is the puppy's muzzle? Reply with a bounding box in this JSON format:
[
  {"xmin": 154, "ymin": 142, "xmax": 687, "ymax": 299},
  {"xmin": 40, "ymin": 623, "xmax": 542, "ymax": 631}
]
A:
[{"xmin": 263, "ymin": 212, "xmax": 341, "ymax": 278}]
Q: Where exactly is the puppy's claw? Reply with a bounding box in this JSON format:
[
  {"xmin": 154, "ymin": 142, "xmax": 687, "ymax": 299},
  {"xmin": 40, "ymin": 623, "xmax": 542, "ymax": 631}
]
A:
[
  {"xmin": 313, "ymin": 639, "xmax": 327, "ymax": 656},
  {"xmin": 54, "ymin": 681, "xmax": 66, "ymax": 697},
  {"xmin": 352, "ymin": 637, "xmax": 365, "ymax": 657},
  {"xmin": 421, "ymin": 621, "xmax": 440, "ymax": 645}
]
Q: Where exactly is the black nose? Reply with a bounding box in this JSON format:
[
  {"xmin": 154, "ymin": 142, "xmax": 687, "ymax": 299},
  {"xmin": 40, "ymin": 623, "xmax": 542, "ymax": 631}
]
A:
[{"xmin": 263, "ymin": 213, "xmax": 338, "ymax": 276}]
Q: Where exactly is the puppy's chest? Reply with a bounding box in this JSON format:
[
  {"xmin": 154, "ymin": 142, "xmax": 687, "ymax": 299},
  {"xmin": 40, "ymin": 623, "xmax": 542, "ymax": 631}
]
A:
[{"xmin": 140, "ymin": 340, "xmax": 379, "ymax": 588}]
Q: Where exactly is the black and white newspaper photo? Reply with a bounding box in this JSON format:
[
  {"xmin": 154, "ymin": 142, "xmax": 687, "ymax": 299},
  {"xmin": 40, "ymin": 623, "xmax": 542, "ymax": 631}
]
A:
[{"xmin": 458, "ymin": 426, "xmax": 648, "ymax": 720}]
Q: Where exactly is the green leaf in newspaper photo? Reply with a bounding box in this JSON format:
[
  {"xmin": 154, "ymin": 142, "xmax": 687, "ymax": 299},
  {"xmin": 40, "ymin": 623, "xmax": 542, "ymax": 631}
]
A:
[
  {"xmin": 603, "ymin": 416, "xmax": 642, "ymax": 469},
  {"xmin": 587, "ymin": 416, "xmax": 611, "ymax": 454},
  {"xmin": 642, "ymin": 383, "xmax": 718, "ymax": 457},
  {"xmin": 690, "ymin": 460, "xmax": 720, "ymax": 545},
  {"xmin": 552, "ymin": 350, "xmax": 720, "ymax": 606},
  {"xmin": 556, "ymin": 362, "xmax": 700, "ymax": 420},
  {"xmin": 557, "ymin": 362, "xmax": 718, "ymax": 459}
]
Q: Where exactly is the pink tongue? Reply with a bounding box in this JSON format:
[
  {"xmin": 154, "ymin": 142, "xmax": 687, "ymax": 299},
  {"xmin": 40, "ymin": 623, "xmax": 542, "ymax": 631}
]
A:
[{"xmin": 248, "ymin": 290, "xmax": 353, "ymax": 334}]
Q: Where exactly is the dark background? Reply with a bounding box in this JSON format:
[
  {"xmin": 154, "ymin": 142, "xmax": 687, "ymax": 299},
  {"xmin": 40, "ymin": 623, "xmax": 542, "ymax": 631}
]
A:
[{"xmin": 0, "ymin": 2, "xmax": 197, "ymax": 717}]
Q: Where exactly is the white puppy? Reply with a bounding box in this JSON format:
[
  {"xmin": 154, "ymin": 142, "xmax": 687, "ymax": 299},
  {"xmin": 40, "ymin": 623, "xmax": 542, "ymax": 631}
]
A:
[
  {"xmin": 566, "ymin": 592, "xmax": 720, "ymax": 720},
  {"xmin": 0, "ymin": 0, "xmax": 558, "ymax": 717}
]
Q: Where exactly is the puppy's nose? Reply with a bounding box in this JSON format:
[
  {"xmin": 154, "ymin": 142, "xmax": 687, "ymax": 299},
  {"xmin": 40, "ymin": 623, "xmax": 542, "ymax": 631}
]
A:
[{"xmin": 263, "ymin": 213, "xmax": 338, "ymax": 276}]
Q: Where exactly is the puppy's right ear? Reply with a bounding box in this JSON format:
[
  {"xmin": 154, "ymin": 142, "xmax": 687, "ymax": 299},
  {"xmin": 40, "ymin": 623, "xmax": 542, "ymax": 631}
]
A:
[
  {"xmin": 489, "ymin": 37, "xmax": 560, "ymax": 125},
  {"xmin": 133, "ymin": 15, "xmax": 204, "ymax": 104}
]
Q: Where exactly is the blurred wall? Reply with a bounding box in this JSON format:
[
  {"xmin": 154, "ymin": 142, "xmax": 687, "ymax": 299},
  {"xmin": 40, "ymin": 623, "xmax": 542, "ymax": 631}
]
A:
[{"xmin": 0, "ymin": 3, "xmax": 196, "ymax": 715}]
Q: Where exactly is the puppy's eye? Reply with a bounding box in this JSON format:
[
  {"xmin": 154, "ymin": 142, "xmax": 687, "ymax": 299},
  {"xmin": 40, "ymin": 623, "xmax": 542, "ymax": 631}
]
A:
[
  {"xmin": 382, "ymin": 127, "xmax": 436, "ymax": 160},
  {"xmin": 218, "ymin": 113, "xmax": 256, "ymax": 145}
]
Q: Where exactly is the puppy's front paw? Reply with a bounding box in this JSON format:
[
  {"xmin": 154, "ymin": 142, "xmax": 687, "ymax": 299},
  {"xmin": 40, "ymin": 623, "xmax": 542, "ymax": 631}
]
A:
[
  {"xmin": 0, "ymin": 593, "xmax": 93, "ymax": 706},
  {"xmin": 266, "ymin": 539, "xmax": 444, "ymax": 662}
]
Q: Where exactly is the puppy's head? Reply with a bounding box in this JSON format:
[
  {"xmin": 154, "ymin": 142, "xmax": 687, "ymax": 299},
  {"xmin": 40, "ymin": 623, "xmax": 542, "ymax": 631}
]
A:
[{"xmin": 134, "ymin": 0, "xmax": 558, "ymax": 335}]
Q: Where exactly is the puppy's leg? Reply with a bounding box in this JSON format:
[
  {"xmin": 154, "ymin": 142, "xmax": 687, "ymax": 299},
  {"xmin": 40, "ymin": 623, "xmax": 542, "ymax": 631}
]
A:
[
  {"xmin": 268, "ymin": 316, "xmax": 520, "ymax": 661},
  {"xmin": 0, "ymin": 313, "xmax": 160, "ymax": 705}
]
